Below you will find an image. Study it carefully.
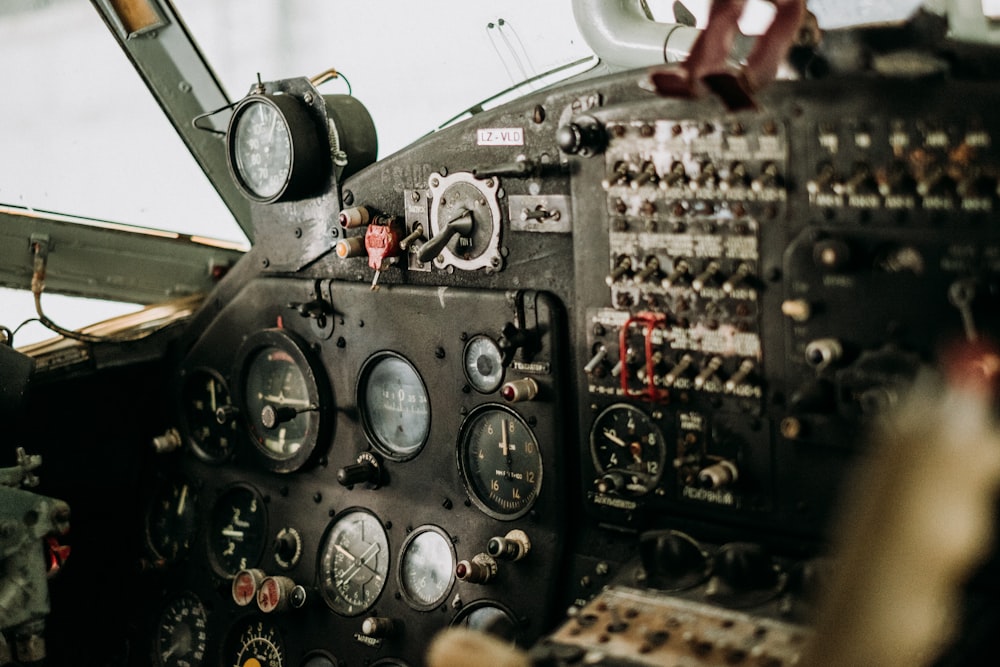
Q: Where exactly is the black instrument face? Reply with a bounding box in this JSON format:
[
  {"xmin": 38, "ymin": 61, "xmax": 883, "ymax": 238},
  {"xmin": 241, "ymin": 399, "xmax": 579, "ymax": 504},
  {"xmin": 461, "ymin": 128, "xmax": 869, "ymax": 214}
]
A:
[
  {"xmin": 145, "ymin": 478, "xmax": 199, "ymax": 564},
  {"xmin": 317, "ymin": 509, "xmax": 390, "ymax": 616},
  {"xmin": 458, "ymin": 405, "xmax": 542, "ymax": 520},
  {"xmin": 236, "ymin": 328, "xmax": 328, "ymax": 473},
  {"xmin": 181, "ymin": 368, "xmax": 237, "ymax": 463},
  {"xmin": 153, "ymin": 592, "xmax": 208, "ymax": 667},
  {"xmin": 207, "ymin": 484, "xmax": 268, "ymax": 578},
  {"xmin": 397, "ymin": 525, "xmax": 455, "ymax": 610},
  {"xmin": 225, "ymin": 618, "xmax": 285, "ymax": 667},
  {"xmin": 589, "ymin": 403, "xmax": 668, "ymax": 496},
  {"xmin": 358, "ymin": 352, "xmax": 431, "ymax": 460}
]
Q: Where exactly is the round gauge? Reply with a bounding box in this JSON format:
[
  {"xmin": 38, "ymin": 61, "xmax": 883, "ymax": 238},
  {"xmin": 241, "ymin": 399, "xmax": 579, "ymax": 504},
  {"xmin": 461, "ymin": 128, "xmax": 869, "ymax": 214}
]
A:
[
  {"xmin": 236, "ymin": 328, "xmax": 330, "ymax": 473},
  {"xmin": 302, "ymin": 652, "xmax": 339, "ymax": 667},
  {"xmin": 398, "ymin": 526, "xmax": 455, "ymax": 610},
  {"xmin": 153, "ymin": 592, "xmax": 208, "ymax": 667},
  {"xmin": 590, "ymin": 403, "xmax": 668, "ymax": 496},
  {"xmin": 318, "ymin": 509, "xmax": 391, "ymax": 616},
  {"xmin": 426, "ymin": 171, "xmax": 503, "ymax": 272},
  {"xmin": 226, "ymin": 93, "xmax": 326, "ymax": 203},
  {"xmin": 146, "ymin": 479, "xmax": 199, "ymax": 564},
  {"xmin": 458, "ymin": 405, "xmax": 542, "ymax": 520},
  {"xmin": 463, "ymin": 335, "xmax": 505, "ymax": 393},
  {"xmin": 225, "ymin": 618, "xmax": 285, "ymax": 667},
  {"xmin": 358, "ymin": 353, "xmax": 430, "ymax": 460},
  {"xmin": 208, "ymin": 484, "xmax": 268, "ymax": 578},
  {"xmin": 181, "ymin": 368, "xmax": 237, "ymax": 463},
  {"xmin": 452, "ymin": 601, "xmax": 519, "ymax": 642}
]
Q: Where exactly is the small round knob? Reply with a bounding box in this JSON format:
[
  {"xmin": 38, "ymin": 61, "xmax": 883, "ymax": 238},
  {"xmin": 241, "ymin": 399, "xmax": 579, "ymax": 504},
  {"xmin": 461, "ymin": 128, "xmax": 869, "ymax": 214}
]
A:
[{"xmin": 556, "ymin": 116, "xmax": 606, "ymax": 156}]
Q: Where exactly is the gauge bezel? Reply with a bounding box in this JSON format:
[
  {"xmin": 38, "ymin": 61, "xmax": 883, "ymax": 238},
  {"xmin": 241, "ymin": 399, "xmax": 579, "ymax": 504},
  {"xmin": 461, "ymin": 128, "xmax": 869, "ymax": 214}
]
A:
[
  {"xmin": 462, "ymin": 334, "xmax": 505, "ymax": 394},
  {"xmin": 457, "ymin": 403, "xmax": 543, "ymax": 521},
  {"xmin": 233, "ymin": 328, "xmax": 331, "ymax": 473},
  {"xmin": 396, "ymin": 524, "xmax": 456, "ymax": 611},
  {"xmin": 178, "ymin": 366, "xmax": 237, "ymax": 464},
  {"xmin": 225, "ymin": 92, "xmax": 327, "ymax": 203},
  {"xmin": 207, "ymin": 483, "xmax": 269, "ymax": 578},
  {"xmin": 357, "ymin": 351, "xmax": 431, "ymax": 461},
  {"xmin": 317, "ymin": 507, "xmax": 391, "ymax": 617}
]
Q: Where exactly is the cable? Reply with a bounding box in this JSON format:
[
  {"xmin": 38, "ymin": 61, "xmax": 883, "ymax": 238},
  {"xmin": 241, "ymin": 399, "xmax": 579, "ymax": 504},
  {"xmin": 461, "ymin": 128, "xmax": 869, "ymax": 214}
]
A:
[
  {"xmin": 28, "ymin": 240, "xmax": 176, "ymax": 345},
  {"xmin": 486, "ymin": 22, "xmax": 517, "ymax": 86}
]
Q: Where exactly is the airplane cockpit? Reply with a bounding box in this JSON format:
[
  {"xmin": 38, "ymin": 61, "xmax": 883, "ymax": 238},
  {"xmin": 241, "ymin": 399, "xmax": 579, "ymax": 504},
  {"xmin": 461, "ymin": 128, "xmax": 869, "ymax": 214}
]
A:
[{"xmin": 6, "ymin": 1, "xmax": 1000, "ymax": 665}]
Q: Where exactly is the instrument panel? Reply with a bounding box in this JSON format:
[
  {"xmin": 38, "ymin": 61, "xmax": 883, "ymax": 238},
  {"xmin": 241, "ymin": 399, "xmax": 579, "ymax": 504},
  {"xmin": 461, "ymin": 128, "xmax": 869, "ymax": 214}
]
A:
[
  {"xmin": 19, "ymin": 41, "xmax": 1000, "ymax": 667},
  {"xmin": 148, "ymin": 280, "xmax": 567, "ymax": 665}
]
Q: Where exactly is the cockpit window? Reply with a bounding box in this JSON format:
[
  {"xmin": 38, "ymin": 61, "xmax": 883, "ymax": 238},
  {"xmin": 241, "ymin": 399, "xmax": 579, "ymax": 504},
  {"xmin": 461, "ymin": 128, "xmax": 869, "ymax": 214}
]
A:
[
  {"xmin": 0, "ymin": 1, "xmax": 244, "ymax": 243},
  {"xmin": 171, "ymin": 0, "xmax": 596, "ymax": 158}
]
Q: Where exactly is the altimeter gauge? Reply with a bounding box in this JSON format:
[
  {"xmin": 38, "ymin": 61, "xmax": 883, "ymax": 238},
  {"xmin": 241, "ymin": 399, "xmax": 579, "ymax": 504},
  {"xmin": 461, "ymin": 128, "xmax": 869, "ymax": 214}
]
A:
[
  {"xmin": 318, "ymin": 509, "xmax": 391, "ymax": 616},
  {"xmin": 458, "ymin": 405, "xmax": 542, "ymax": 520},
  {"xmin": 226, "ymin": 92, "xmax": 327, "ymax": 203},
  {"xmin": 235, "ymin": 328, "xmax": 330, "ymax": 473}
]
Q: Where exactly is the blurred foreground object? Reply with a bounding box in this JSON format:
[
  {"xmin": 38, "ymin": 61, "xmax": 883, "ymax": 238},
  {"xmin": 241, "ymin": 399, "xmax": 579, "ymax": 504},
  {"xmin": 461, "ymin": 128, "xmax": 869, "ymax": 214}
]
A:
[{"xmin": 802, "ymin": 342, "xmax": 1000, "ymax": 666}]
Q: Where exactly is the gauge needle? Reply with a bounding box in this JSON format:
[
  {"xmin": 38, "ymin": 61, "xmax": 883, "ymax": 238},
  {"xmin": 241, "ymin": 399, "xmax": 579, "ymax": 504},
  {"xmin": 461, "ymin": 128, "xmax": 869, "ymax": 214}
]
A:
[
  {"xmin": 208, "ymin": 378, "xmax": 217, "ymax": 412},
  {"xmin": 500, "ymin": 418, "xmax": 510, "ymax": 457},
  {"xmin": 342, "ymin": 542, "xmax": 381, "ymax": 583},
  {"xmin": 261, "ymin": 393, "xmax": 311, "ymax": 407},
  {"xmin": 221, "ymin": 528, "xmax": 244, "ymax": 539},
  {"xmin": 177, "ymin": 484, "xmax": 188, "ymax": 517},
  {"xmin": 603, "ymin": 429, "xmax": 627, "ymax": 447}
]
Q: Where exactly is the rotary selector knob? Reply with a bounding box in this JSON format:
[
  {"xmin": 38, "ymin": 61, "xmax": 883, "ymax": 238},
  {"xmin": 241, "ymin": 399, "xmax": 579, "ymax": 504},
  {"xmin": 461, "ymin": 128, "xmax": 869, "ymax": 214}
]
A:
[{"xmin": 637, "ymin": 530, "xmax": 709, "ymax": 591}]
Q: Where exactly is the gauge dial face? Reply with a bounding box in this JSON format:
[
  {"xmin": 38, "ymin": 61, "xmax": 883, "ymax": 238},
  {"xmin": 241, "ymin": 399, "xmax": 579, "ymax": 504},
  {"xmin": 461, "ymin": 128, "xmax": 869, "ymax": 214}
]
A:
[
  {"xmin": 230, "ymin": 97, "xmax": 292, "ymax": 201},
  {"xmin": 153, "ymin": 593, "xmax": 208, "ymax": 667},
  {"xmin": 463, "ymin": 335, "xmax": 504, "ymax": 393},
  {"xmin": 237, "ymin": 329, "xmax": 328, "ymax": 473},
  {"xmin": 318, "ymin": 509, "xmax": 390, "ymax": 616},
  {"xmin": 208, "ymin": 485, "xmax": 268, "ymax": 578},
  {"xmin": 359, "ymin": 353, "xmax": 430, "ymax": 460},
  {"xmin": 590, "ymin": 403, "xmax": 668, "ymax": 495},
  {"xmin": 452, "ymin": 602, "xmax": 518, "ymax": 641},
  {"xmin": 182, "ymin": 369, "xmax": 237, "ymax": 463},
  {"xmin": 146, "ymin": 479, "xmax": 199, "ymax": 564},
  {"xmin": 459, "ymin": 405, "xmax": 542, "ymax": 520},
  {"xmin": 226, "ymin": 619, "xmax": 285, "ymax": 667},
  {"xmin": 398, "ymin": 526, "xmax": 455, "ymax": 610}
]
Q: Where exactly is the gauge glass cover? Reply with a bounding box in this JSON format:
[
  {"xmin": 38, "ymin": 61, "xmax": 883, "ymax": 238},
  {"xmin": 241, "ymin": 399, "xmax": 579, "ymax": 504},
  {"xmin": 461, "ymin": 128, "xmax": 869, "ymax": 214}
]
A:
[
  {"xmin": 231, "ymin": 98, "xmax": 292, "ymax": 201},
  {"xmin": 154, "ymin": 592, "xmax": 208, "ymax": 667},
  {"xmin": 590, "ymin": 403, "xmax": 668, "ymax": 495},
  {"xmin": 359, "ymin": 353, "xmax": 430, "ymax": 460},
  {"xmin": 463, "ymin": 335, "xmax": 504, "ymax": 393},
  {"xmin": 459, "ymin": 405, "xmax": 542, "ymax": 520},
  {"xmin": 452, "ymin": 601, "xmax": 518, "ymax": 641},
  {"xmin": 181, "ymin": 368, "xmax": 237, "ymax": 463},
  {"xmin": 318, "ymin": 509, "xmax": 390, "ymax": 616},
  {"xmin": 237, "ymin": 329, "xmax": 328, "ymax": 473},
  {"xmin": 207, "ymin": 484, "xmax": 267, "ymax": 577},
  {"xmin": 145, "ymin": 479, "xmax": 199, "ymax": 564},
  {"xmin": 398, "ymin": 526, "xmax": 455, "ymax": 609}
]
